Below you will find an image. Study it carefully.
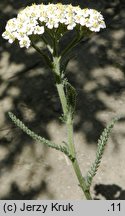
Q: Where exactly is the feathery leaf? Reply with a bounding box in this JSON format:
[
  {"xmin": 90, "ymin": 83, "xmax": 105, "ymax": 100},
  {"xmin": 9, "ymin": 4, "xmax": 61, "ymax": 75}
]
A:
[
  {"xmin": 85, "ymin": 116, "xmax": 121, "ymax": 188},
  {"xmin": 8, "ymin": 112, "xmax": 73, "ymax": 159}
]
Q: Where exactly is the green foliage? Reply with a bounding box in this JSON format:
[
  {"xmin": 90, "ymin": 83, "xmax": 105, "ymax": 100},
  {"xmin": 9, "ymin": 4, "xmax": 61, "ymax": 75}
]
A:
[
  {"xmin": 63, "ymin": 79, "xmax": 77, "ymax": 119},
  {"xmin": 59, "ymin": 113, "xmax": 67, "ymax": 123},
  {"xmin": 85, "ymin": 116, "xmax": 121, "ymax": 188},
  {"xmin": 8, "ymin": 112, "xmax": 74, "ymax": 160},
  {"xmin": 60, "ymin": 57, "xmax": 71, "ymax": 74}
]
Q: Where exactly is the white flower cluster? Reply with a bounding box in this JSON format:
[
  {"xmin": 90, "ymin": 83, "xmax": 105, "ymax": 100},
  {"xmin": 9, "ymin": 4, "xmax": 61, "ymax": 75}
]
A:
[{"xmin": 2, "ymin": 3, "xmax": 106, "ymax": 48}]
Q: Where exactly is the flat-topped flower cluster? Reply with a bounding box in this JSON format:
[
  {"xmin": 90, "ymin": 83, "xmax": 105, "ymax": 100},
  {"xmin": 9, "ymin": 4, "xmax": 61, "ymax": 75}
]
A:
[{"xmin": 2, "ymin": 3, "xmax": 106, "ymax": 48}]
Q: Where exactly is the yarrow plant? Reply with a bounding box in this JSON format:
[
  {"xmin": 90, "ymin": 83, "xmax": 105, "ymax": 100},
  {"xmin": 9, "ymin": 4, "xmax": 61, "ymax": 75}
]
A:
[{"xmin": 2, "ymin": 3, "xmax": 120, "ymax": 199}]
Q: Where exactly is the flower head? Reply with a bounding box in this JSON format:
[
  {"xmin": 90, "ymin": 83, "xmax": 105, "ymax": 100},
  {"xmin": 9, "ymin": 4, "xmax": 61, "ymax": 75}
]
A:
[{"xmin": 2, "ymin": 3, "xmax": 106, "ymax": 48}]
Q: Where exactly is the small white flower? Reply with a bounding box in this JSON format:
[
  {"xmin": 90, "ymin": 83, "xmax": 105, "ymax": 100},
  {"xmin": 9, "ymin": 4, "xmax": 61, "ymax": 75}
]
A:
[
  {"xmin": 19, "ymin": 36, "xmax": 31, "ymax": 48},
  {"xmin": 5, "ymin": 18, "xmax": 17, "ymax": 32},
  {"xmin": 54, "ymin": 22, "xmax": 59, "ymax": 28},
  {"xmin": 34, "ymin": 26, "xmax": 44, "ymax": 34},
  {"xmin": 8, "ymin": 38, "xmax": 15, "ymax": 44},
  {"xmin": 46, "ymin": 22, "xmax": 53, "ymax": 29},
  {"xmin": 79, "ymin": 17, "xmax": 86, "ymax": 26},
  {"xmin": 39, "ymin": 16, "xmax": 46, "ymax": 22},
  {"xmin": 2, "ymin": 31, "xmax": 15, "ymax": 43},
  {"xmin": 2, "ymin": 31, "xmax": 10, "ymax": 40},
  {"xmin": 67, "ymin": 23, "xmax": 76, "ymax": 30}
]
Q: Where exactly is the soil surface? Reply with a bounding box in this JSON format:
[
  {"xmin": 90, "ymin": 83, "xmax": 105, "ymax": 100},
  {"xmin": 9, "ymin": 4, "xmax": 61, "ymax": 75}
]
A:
[{"xmin": 0, "ymin": 0, "xmax": 125, "ymax": 200}]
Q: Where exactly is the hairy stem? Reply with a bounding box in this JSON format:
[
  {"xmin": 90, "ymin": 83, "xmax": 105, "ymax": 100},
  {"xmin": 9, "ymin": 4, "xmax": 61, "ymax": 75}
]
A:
[
  {"xmin": 56, "ymin": 82, "xmax": 68, "ymax": 116},
  {"xmin": 52, "ymin": 56, "xmax": 92, "ymax": 200},
  {"xmin": 72, "ymin": 159, "xmax": 92, "ymax": 200},
  {"xmin": 67, "ymin": 118, "xmax": 75, "ymax": 158}
]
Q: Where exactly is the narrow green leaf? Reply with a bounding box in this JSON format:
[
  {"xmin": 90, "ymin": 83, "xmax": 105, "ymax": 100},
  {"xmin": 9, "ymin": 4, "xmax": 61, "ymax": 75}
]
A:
[
  {"xmin": 85, "ymin": 116, "xmax": 121, "ymax": 188},
  {"xmin": 8, "ymin": 112, "xmax": 72, "ymax": 158}
]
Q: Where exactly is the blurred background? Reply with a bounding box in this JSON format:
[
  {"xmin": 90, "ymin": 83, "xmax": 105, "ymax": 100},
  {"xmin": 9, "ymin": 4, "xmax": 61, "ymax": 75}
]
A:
[{"xmin": 0, "ymin": 0, "xmax": 125, "ymax": 199}]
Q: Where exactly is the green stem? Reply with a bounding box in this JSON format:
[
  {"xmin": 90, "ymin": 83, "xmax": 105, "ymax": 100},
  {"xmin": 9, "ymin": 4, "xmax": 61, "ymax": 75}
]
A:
[
  {"xmin": 67, "ymin": 119, "xmax": 75, "ymax": 157},
  {"xmin": 56, "ymin": 83, "xmax": 68, "ymax": 116},
  {"xmin": 61, "ymin": 36, "xmax": 78, "ymax": 58},
  {"xmin": 73, "ymin": 159, "xmax": 92, "ymax": 200},
  {"xmin": 31, "ymin": 42, "xmax": 52, "ymax": 69},
  {"xmin": 61, "ymin": 29, "xmax": 83, "ymax": 58},
  {"xmin": 52, "ymin": 56, "xmax": 92, "ymax": 200}
]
